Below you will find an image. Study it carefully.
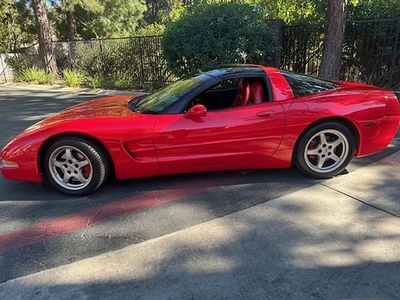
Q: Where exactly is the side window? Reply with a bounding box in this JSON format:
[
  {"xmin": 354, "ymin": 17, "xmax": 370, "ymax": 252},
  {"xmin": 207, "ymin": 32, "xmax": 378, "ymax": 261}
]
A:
[
  {"xmin": 231, "ymin": 77, "xmax": 266, "ymax": 107},
  {"xmin": 185, "ymin": 77, "xmax": 267, "ymax": 112},
  {"xmin": 282, "ymin": 71, "xmax": 340, "ymax": 97},
  {"xmin": 210, "ymin": 79, "xmax": 239, "ymax": 90}
]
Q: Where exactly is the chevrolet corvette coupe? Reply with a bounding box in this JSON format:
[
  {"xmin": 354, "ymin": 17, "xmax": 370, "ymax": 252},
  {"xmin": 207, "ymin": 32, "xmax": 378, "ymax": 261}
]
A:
[{"xmin": 1, "ymin": 65, "xmax": 399, "ymax": 195}]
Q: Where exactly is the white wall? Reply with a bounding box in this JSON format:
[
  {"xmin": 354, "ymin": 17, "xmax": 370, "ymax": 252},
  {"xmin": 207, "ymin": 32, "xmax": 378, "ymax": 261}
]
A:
[{"xmin": 0, "ymin": 54, "xmax": 15, "ymax": 83}]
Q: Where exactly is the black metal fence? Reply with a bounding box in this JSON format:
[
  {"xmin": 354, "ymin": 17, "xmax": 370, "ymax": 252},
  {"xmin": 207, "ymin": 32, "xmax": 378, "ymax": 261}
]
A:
[
  {"xmin": 281, "ymin": 24, "xmax": 324, "ymax": 76},
  {"xmin": 15, "ymin": 18, "xmax": 400, "ymax": 89},
  {"xmin": 281, "ymin": 18, "xmax": 400, "ymax": 89},
  {"xmin": 52, "ymin": 35, "xmax": 174, "ymax": 88}
]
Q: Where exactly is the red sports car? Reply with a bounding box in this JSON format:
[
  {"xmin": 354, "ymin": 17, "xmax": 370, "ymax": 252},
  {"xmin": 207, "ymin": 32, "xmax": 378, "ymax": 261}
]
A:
[{"xmin": 1, "ymin": 65, "xmax": 399, "ymax": 195}]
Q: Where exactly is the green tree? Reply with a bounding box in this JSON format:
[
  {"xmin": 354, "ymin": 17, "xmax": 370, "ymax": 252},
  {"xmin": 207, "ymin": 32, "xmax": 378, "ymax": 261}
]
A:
[
  {"xmin": 58, "ymin": 0, "xmax": 104, "ymax": 40},
  {"xmin": 139, "ymin": 0, "xmax": 185, "ymax": 34},
  {"xmin": 162, "ymin": 2, "xmax": 280, "ymax": 77},
  {"xmin": 96, "ymin": 0, "xmax": 146, "ymax": 37},
  {"xmin": 31, "ymin": 0, "xmax": 57, "ymax": 73},
  {"xmin": 137, "ymin": 23, "xmax": 166, "ymax": 36},
  {"xmin": 260, "ymin": 0, "xmax": 328, "ymax": 24},
  {"xmin": 139, "ymin": 0, "xmax": 328, "ymax": 35},
  {"xmin": 143, "ymin": 0, "xmax": 171, "ymax": 24},
  {"xmin": 0, "ymin": 0, "xmax": 35, "ymax": 52},
  {"xmin": 319, "ymin": 0, "xmax": 348, "ymax": 79},
  {"xmin": 52, "ymin": 0, "xmax": 146, "ymax": 39},
  {"xmin": 348, "ymin": 0, "xmax": 400, "ymax": 20}
]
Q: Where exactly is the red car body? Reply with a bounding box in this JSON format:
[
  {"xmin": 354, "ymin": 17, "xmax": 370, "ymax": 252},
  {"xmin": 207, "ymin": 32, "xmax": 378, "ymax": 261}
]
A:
[{"xmin": 1, "ymin": 65, "xmax": 399, "ymax": 195}]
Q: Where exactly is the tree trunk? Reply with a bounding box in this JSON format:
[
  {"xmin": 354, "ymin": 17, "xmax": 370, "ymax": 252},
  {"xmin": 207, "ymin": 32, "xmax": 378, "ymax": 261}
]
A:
[
  {"xmin": 67, "ymin": 10, "xmax": 78, "ymax": 41},
  {"xmin": 65, "ymin": 0, "xmax": 78, "ymax": 41},
  {"xmin": 319, "ymin": 0, "xmax": 348, "ymax": 80},
  {"xmin": 31, "ymin": 0, "xmax": 57, "ymax": 74}
]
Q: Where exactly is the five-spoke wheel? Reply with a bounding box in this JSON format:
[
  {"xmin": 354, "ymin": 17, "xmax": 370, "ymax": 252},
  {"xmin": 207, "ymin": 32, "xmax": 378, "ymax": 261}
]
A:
[
  {"xmin": 44, "ymin": 136, "xmax": 109, "ymax": 196},
  {"xmin": 295, "ymin": 122, "xmax": 355, "ymax": 178}
]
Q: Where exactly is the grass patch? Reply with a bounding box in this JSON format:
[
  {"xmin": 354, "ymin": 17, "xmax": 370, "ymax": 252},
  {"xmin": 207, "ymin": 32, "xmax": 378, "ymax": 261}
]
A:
[
  {"xmin": 17, "ymin": 67, "xmax": 55, "ymax": 84},
  {"xmin": 86, "ymin": 75, "xmax": 103, "ymax": 88},
  {"xmin": 63, "ymin": 69, "xmax": 85, "ymax": 87}
]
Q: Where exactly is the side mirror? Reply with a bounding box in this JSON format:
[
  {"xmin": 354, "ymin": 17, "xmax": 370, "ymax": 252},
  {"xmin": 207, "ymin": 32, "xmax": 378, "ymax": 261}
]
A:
[{"xmin": 184, "ymin": 104, "xmax": 207, "ymax": 119}]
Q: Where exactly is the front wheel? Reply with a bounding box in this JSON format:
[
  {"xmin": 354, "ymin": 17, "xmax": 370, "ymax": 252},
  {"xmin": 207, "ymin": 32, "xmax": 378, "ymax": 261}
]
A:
[
  {"xmin": 43, "ymin": 136, "xmax": 109, "ymax": 196},
  {"xmin": 294, "ymin": 122, "xmax": 355, "ymax": 179}
]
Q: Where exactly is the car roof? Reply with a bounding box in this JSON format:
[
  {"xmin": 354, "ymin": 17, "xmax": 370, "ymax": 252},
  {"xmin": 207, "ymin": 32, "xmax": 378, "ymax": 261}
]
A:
[{"xmin": 196, "ymin": 64, "xmax": 266, "ymax": 78}]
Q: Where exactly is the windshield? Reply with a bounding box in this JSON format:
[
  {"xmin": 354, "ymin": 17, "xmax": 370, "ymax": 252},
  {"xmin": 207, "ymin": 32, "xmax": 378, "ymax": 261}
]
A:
[{"xmin": 132, "ymin": 74, "xmax": 211, "ymax": 114}]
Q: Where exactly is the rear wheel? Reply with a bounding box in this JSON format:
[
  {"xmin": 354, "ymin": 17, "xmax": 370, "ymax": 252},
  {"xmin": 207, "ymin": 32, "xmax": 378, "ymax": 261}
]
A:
[
  {"xmin": 294, "ymin": 122, "xmax": 355, "ymax": 179},
  {"xmin": 44, "ymin": 136, "xmax": 109, "ymax": 196}
]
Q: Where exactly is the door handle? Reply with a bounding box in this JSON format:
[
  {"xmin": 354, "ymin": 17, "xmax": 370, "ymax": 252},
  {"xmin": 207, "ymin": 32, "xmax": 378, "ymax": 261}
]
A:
[{"xmin": 257, "ymin": 111, "xmax": 276, "ymax": 118}]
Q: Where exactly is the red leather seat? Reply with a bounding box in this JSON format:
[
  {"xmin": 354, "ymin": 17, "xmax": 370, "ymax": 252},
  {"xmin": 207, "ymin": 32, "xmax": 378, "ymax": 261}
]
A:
[
  {"xmin": 247, "ymin": 82, "xmax": 263, "ymax": 105},
  {"xmin": 232, "ymin": 79, "xmax": 250, "ymax": 107}
]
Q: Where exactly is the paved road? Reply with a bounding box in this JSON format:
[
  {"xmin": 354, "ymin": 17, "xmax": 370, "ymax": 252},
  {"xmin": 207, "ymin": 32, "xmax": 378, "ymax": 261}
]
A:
[{"xmin": 0, "ymin": 86, "xmax": 399, "ymax": 298}]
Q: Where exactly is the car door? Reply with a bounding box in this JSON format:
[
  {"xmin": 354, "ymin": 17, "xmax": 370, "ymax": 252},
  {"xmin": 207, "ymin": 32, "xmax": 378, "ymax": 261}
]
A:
[{"xmin": 153, "ymin": 102, "xmax": 286, "ymax": 173}]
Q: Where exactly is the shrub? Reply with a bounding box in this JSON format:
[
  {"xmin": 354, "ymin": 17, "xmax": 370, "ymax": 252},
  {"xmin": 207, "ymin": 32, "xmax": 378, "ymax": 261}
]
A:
[
  {"xmin": 63, "ymin": 69, "xmax": 85, "ymax": 87},
  {"xmin": 137, "ymin": 23, "xmax": 166, "ymax": 36},
  {"xmin": 14, "ymin": 66, "xmax": 55, "ymax": 84},
  {"xmin": 73, "ymin": 41, "xmax": 103, "ymax": 78},
  {"xmin": 13, "ymin": 73, "xmax": 26, "ymax": 82},
  {"xmin": 72, "ymin": 37, "xmax": 170, "ymax": 88},
  {"xmin": 162, "ymin": 2, "xmax": 280, "ymax": 77},
  {"xmin": 114, "ymin": 75, "xmax": 132, "ymax": 89},
  {"xmin": 21, "ymin": 67, "xmax": 39, "ymax": 82},
  {"xmin": 20, "ymin": 66, "xmax": 43, "ymax": 82},
  {"xmin": 37, "ymin": 72, "xmax": 55, "ymax": 84},
  {"xmin": 5, "ymin": 55, "xmax": 33, "ymax": 75},
  {"xmin": 86, "ymin": 75, "xmax": 103, "ymax": 88},
  {"xmin": 73, "ymin": 39, "xmax": 140, "ymax": 87}
]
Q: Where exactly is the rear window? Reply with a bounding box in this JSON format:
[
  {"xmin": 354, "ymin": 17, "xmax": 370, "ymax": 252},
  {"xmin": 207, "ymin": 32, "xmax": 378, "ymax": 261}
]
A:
[{"xmin": 282, "ymin": 71, "xmax": 340, "ymax": 97}]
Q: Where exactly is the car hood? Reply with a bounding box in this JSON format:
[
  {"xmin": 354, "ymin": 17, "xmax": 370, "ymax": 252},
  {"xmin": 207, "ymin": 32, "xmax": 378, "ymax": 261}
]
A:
[
  {"xmin": 9, "ymin": 94, "xmax": 143, "ymax": 141},
  {"xmin": 41, "ymin": 94, "xmax": 139, "ymax": 124}
]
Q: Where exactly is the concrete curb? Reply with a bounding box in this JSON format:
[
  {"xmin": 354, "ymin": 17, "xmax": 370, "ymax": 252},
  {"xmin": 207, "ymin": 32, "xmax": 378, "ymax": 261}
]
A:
[{"xmin": 0, "ymin": 82, "xmax": 144, "ymax": 95}]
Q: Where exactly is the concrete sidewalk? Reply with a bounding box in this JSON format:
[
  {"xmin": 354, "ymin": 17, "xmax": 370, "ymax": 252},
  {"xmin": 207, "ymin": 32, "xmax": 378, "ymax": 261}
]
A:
[{"xmin": 0, "ymin": 151, "xmax": 399, "ymax": 299}]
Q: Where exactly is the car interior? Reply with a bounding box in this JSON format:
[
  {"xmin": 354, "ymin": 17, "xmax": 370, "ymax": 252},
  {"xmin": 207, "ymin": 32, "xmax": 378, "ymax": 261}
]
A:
[{"xmin": 185, "ymin": 77, "xmax": 267, "ymax": 112}]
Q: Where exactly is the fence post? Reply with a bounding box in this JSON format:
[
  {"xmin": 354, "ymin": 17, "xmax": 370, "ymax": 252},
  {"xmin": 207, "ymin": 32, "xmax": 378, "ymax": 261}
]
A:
[
  {"xmin": 389, "ymin": 18, "xmax": 400, "ymax": 89},
  {"xmin": 68, "ymin": 40, "xmax": 73, "ymax": 67},
  {"xmin": 138, "ymin": 36, "xmax": 145, "ymax": 86},
  {"xmin": 99, "ymin": 40, "xmax": 103, "ymax": 58},
  {"xmin": 302, "ymin": 24, "xmax": 310, "ymax": 73}
]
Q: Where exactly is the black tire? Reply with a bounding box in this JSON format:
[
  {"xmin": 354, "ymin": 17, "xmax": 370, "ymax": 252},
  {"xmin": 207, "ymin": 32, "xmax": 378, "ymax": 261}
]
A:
[
  {"xmin": 294, "ymin": 122, "xmax": 355, "ymax": 179},
  {"xmin": 43, "ymin": 136, "xmax": 109, "ymax": 196}
]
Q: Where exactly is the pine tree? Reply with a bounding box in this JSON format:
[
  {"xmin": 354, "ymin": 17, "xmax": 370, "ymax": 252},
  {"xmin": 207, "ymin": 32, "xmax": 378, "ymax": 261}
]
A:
[
  {"xmin": 31, "ymin": 0, "xmax": 57, "ymax": 73},
  {"xmin": 319, "ymin": 0, "xmax": 348, "ymax": 79}
]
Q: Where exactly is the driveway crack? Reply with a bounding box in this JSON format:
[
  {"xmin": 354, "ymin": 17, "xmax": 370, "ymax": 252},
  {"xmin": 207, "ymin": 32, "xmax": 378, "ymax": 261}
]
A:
[
  {"xmin": 81, "ymin": 206, "xmax": 101, "ymax": 239},
  {"xmin": 321, "ymin": 183, "xmax": 400, "ymax": 218}
]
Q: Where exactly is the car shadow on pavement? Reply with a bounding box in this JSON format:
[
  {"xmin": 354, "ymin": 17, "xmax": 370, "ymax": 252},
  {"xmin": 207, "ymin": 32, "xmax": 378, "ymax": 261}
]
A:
[
  {"xmin": 1, "ymin": 186, "xmax": 399, "ymax": 299},
  {"xmin": 0, "ymin": 168, "xmax": 317, "ymax": 282}
]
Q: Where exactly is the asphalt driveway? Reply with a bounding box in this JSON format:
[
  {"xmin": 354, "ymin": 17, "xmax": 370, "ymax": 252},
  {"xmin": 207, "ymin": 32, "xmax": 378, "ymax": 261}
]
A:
[{"xmin": 0, "ymin": 84, "xmax": 399, "ymax": 299}]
